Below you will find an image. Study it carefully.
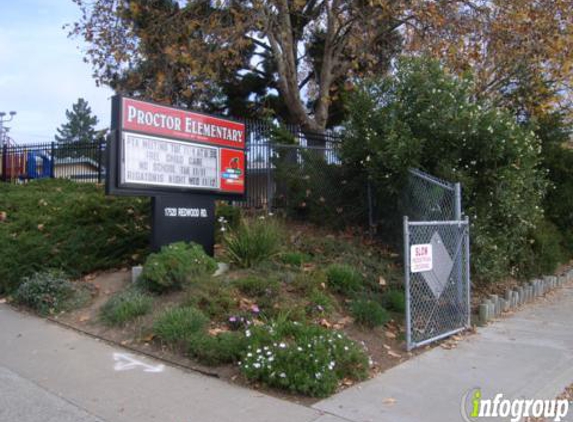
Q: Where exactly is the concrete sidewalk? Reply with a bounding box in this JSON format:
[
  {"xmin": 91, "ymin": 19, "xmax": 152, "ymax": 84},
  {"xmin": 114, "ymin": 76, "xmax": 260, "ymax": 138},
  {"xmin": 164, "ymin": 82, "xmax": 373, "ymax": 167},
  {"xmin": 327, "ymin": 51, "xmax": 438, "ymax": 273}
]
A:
[
  {"xmin": 1, "ymin": 284, "xmax": 572, "ymax": 422},
  {"xmin": 0, "ymin": 304, "xmax": 342, "ymax": 422},
  {"xmin": 314, "ymin": 284, "xmax": 573, "ymax": 422}
]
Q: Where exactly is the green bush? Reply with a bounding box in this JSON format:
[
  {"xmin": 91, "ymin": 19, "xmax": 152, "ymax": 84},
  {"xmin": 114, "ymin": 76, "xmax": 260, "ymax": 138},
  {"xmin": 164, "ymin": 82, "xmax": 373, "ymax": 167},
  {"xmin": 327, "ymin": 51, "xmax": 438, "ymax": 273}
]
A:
[
  {"xmin": 0, "ymin": 180, "xmax": 149, "ymax": 294},
  {"xmin": 383, "ymin": 290, "xmax": 406, "ymax": 313},
  {"xmin": 239, "ymin": 320, "xmax": 369, "ymax": 397},
  {"xmin": 280, "ymin": 252, "xmax": 311, "ymax": 267},
  {"xmin": 224, "ymin": 218, "xmax": 284, "ymax": 268},
  {"xmin": 153, "ymin": 306, "xmax": 209, "ymax": 346},
  {"xmin": 520, "ymin": 220, "xmax": 565, "ymax": 277},
  {"xmin": 536, "ymin": 113, "xmax": 573, "ymax": 256},
  {"xmin": 100, "ymin": 290, "xmax": 153, "ymax": 326},
  {"xmin": 233, "ymin": 276, "xmax": 279, "ymax": 297},
  {"xmin": 342, "ymin": 57, "xmax": 548, "ymax": 282},
  {"xmin": 14, "ymin": 270, "xmax": 78, "ymax": 315},
  {"xmin": 139, "ymin": 242, "xmax": 217, "ymax": 293},
  {"xmin": 326, "ymin": 264, "xmax": 363, "ymax": 295},
  {"xmin": 184, "ymin": 279, "xmax": 238, "ymax": 321},
  {"xmin": 188, "ymin": 331, "xmax": 247, "ymax": 365},
  {"xmin": 350, "ymin": 299, "xmax": 390, "ymax": 328}
]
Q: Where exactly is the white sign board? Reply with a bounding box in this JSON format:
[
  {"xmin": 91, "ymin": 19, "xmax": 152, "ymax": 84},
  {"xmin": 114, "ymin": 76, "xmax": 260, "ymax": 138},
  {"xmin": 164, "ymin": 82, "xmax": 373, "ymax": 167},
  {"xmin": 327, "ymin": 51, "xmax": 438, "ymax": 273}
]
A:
[
  {"xmin": 121, "ymin": 132, "xmax": 220, "ymax": 190},
  {"xmin": 410, "ymin": 243, "xmax": 433, "ymax": 273}
]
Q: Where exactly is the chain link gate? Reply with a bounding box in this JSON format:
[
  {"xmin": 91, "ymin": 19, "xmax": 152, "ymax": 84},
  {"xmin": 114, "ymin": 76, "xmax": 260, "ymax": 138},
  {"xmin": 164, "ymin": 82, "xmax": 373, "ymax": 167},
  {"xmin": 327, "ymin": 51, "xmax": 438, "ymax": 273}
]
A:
[{"xmin": 403, "ymin": 169, "xmax": 471, "ymax": 350}]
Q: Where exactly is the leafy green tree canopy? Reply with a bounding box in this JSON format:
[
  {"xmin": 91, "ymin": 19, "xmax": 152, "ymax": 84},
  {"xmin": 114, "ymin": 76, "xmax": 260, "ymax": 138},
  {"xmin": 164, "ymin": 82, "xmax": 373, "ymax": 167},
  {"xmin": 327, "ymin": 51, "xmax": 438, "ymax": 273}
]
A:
[{"xmin": 342, "ymin": 58, "xmax": 548, "ymax": 282}]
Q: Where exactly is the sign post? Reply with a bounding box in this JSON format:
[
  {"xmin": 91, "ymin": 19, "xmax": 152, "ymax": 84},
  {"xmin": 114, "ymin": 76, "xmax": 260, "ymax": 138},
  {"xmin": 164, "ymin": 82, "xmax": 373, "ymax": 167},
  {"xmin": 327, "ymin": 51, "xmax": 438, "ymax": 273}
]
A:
[{"xmin": 107, "ymin": 96, "xmax": 246, "ymax": 254}]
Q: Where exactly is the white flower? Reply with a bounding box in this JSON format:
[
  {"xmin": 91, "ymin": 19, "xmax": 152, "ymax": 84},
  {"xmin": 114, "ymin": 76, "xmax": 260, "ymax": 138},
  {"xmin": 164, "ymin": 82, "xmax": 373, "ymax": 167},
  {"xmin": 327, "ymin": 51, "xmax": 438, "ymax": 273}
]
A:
[
  {"xmin": 253, "ymin": 363, "xmax": 261, "ymax": 369},
  {"xmin": 245, "ymin": 330, "xmax": 251, "ymax": 338},
  {"xmin": 315, "ymin": 372, "xmax": 322, "ymax": 379},
  {"xmin": 247, "ymin": 352, "xmax": 253, "ymax": 358},
  {"xmin": 279, "ymin": 372, "xmax": 287, "ymax": 378},
  {"xmin": 279, "ymin": 342, "xmax": 286, "ymax": 349}
]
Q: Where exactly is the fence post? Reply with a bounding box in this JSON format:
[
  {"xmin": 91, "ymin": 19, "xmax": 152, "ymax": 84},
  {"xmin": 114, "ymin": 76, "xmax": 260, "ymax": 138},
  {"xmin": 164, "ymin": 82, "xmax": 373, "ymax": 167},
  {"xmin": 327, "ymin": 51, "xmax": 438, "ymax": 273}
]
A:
[
  {"xmin": 1, "ymin": 144, "xmax": 6, "ymax": 181},
  {"xmin": 454, "ymin": 182, "xmax": 464, "ymax": 307},
  {"xmin": 266, "ymin": 141, "xmax": 273, "ymax": 213},
  {"xmin": 50, "ymin": 142, "xmax": 55, "ymax": 179},
  {"xmin": 465, "ymin": 216, "xmax": 471, "ymax": 327},
  {"xmin": 403, "ymin": 216, "xmax": 412, "ymax": 351},
  {"xmin": 454, "ymin": 182, "xmax": 462, "ymax": 220},
  {"xmin": 97, "ymin": 139, "xmax": 103, "ymax": 184}
]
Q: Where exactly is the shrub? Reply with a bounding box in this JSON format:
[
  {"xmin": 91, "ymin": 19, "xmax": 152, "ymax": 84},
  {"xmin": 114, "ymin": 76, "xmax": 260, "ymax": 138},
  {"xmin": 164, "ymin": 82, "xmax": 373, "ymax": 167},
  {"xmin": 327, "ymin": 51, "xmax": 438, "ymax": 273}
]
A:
[
  {"xmin": 520, "ymin": 220, "xmax": 565, "ymax": 277},
  {"xmin": 224, "ymin": 218, "xmax": 283, "ymax": 268},
  {"xmin": 326, "ymin": 264, "xmax": 363, "ymax": 295},
  {"xmin": 185, "ymin": 279, "xmax": 238, "ymax": 321},
  {"xmin": 14, "ymin": 270, "xmax": 77, "ymax": 315},
  {"xmin": 139, "ymin": 242, "xmax": 217, "ymax": 293},
  {"xmin": 188, "ymin": 331, "xmax": 247, "ymax": 366},
  {"xmin": 350, "ymin": 299, "xmax": 390, "ymax": 328},
  {"xmin": 280, "ymin": 252, "xmax": 311, "ymax": 267},
  {"xmin": 239, "ymin": 320, "xmax": 369, "ymax": 397},
  {"xmin": 100, "ymin": 290, "xmax": 153, "ymax": 326},
  {"xmin": 233, "ymin": 276, "xmax": 279, "ymax": 297},
  {"xmin": 383, "ymin": 290, "xmax": 406, "ymax": 313},
  {"xmin": 342, "ymin": 57, "xmax": 548, "ymax": 282},
  {"xmin": 153, "ymin": 306, "xmax": 209, "ymax": 346},
  {"xmin": 0, "ymin": 179, "xmax": 149, "ymax": 294}
]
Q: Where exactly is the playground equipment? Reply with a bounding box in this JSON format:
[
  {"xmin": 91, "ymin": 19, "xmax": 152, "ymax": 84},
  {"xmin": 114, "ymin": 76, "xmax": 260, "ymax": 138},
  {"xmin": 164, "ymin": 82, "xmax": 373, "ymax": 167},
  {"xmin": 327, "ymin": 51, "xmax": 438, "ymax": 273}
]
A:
[{"xmin": 1, "ymin": 139, "xmax": 53, "ymax": 181}]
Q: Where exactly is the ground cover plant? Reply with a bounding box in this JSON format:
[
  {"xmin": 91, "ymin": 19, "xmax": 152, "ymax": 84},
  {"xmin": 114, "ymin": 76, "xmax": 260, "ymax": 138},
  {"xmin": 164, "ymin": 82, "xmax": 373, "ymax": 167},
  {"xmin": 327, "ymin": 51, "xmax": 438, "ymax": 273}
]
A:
[
  {"xmin": 100, "ymin": 289, "xmax": 154, "ymax": 326},
  {"xmin": 239, "ymin": 319, "xmax": 370, "ymax": 397},
  {"xmin": 138, "ymin": 242, "xmax": 217, "ymax": 293},
  {"xmin": 0, "ymin": 179, "xmax": 149, "ymax": 294},
  {"xmin": 14, "ymin": 270, "xmax": 91, "ymax": 315}
]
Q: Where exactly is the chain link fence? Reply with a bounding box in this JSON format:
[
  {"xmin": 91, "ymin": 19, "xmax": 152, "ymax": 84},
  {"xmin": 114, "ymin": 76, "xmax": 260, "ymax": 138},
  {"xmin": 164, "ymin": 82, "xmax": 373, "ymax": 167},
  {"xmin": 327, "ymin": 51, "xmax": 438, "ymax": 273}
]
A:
[{"xmin": 403, "ymin": 169, "xmax": 470, "ymax": 350}]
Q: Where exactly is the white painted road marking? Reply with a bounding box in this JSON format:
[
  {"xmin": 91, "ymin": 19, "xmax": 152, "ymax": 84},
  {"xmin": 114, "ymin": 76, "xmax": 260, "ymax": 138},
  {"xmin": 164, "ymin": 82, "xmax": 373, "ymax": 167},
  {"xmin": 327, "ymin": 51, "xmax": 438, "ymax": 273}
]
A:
[{"xmin": 113, "ymin": 353, "xmax": 165, "ymax": 373}]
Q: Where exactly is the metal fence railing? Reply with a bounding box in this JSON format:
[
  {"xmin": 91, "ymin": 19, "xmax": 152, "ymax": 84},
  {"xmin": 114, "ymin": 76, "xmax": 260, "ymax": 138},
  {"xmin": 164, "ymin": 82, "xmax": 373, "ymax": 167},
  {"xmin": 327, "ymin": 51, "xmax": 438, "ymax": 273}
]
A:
[
  {"xmin": 403, "ymin": 169, "xmax": 470, "ymax": 350},
  {"xmin": 1, "ymin": 141, "xmax": 107, "ymax": 183},
  {"xmin": 0, "ymin": 122, "xmax": 342, "ymax": 212}
]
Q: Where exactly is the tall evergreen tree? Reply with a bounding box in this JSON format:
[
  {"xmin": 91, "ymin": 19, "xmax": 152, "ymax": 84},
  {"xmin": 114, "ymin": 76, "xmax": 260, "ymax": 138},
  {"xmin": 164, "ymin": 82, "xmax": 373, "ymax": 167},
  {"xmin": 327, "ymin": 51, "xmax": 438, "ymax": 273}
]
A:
[{"xmin": 55, "ymin": 98, "xmax": 99, "ymax": 145}]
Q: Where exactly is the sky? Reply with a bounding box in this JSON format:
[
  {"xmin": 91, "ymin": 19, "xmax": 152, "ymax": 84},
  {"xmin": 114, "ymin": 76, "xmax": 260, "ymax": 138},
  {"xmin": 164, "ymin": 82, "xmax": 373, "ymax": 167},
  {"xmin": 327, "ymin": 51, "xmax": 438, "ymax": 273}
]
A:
[{"xmin": 0, "ymin": 0, "xmax": 113, "ymax": 144}]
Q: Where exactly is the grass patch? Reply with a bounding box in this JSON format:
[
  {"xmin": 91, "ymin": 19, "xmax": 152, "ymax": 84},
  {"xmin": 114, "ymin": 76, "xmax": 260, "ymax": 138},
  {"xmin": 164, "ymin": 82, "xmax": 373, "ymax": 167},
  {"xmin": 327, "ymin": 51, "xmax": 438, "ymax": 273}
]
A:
[
  {"xmin": 325, "ymin": 264, "xmax": 364, "ymax": 295},
  {"xmin": 233, "ymin": 276, "xmax": 280, "ymax": 297},
  {"xmin": 188, "ymin": 331, "xmax": 247, "ymax": 366},
  {"xmin": 0, "ymin": 179, "xmax": 149, "ymax": 294},
  {"xmin": 280, "ymin": 251, "xmax": 311, "ymax": 267},
  {"xmin": 224, "ymin": 218, "xmax": 284, "ymax": 268},
  {"xmin": 350, "ymin": 299, "xmax": 390, "ymax": 328},
  {"xmin": 153, "ymin": 306, "xmax": 209, "ymax": 346},
  {"xmin": 383, "ymin": 289, "xmax": 406, "ymax": 313},
  {"xmin": 100, "ymin": 290, "xmax": 154, "ymax": 326},
  {"xmin": 184, "ymin": 278, "xmax": 239, "ymax": 321}
]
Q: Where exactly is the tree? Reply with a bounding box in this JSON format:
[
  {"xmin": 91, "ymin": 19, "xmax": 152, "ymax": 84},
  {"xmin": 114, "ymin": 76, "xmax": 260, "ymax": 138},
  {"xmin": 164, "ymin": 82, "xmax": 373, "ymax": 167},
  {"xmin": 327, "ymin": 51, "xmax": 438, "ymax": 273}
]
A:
[
  {"xmin": 55, "ymin": 98, "xmax": 101, "ymax": 158},
  {"xmin": 403, "ymin": 0, "xmax": 573, "ymax": 122},
  {"xmin": 70, "ymin": 0, "xmax": 409, "ymax": 132},
  {"xmin": 341, "ymin": 58, "xmax": 548, "ymax": 282}
]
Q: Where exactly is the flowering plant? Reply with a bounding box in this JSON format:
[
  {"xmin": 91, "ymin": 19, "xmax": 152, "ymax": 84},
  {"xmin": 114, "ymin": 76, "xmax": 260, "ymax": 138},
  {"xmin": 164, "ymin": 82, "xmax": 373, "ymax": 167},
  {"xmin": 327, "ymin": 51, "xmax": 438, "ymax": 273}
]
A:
[{"xmin": 239, "ymin": 320, "xmax": 369, "ymax": 397}]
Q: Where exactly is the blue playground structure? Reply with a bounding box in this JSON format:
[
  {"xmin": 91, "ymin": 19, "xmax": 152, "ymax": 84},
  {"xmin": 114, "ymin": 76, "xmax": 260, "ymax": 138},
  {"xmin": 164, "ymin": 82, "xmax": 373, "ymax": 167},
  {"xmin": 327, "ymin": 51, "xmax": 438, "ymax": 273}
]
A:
[{"xmin": 25, "ymin": 151, "xmax": 53, "ymax": 179}]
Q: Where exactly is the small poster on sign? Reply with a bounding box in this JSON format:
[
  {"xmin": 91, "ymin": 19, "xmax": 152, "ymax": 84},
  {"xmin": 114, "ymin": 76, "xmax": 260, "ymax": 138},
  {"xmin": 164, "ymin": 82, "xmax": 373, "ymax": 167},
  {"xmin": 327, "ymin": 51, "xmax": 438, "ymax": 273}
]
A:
[{"xmin": 410, "ymin": 244, "xmax": 433, "ymax": 273}]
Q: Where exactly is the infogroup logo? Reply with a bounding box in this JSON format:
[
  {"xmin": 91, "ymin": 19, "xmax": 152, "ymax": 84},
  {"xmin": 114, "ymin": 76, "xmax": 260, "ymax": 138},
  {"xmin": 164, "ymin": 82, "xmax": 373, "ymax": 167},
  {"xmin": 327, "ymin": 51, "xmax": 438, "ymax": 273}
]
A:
[{"xmin": 461, "ymin": 388, "xmax": 570, "ymax": 422}]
